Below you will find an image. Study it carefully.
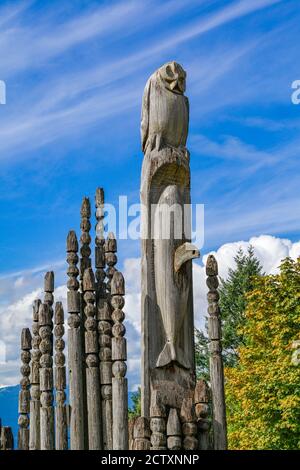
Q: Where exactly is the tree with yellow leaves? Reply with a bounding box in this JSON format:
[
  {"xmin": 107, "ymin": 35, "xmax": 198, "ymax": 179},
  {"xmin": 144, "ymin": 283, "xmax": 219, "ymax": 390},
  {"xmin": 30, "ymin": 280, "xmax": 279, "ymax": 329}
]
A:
[{"xmin": 226, "ymin": 257, "xmax": 300, "ymax": 449}]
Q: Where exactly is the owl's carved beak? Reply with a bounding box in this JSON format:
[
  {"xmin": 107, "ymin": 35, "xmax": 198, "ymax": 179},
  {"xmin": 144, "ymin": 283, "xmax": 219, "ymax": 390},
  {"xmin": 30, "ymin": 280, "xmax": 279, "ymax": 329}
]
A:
[
  {"xmin": 170, "ymin": 80, "xmax": 178, "ymax": 91},
  {"xmin": 174, "ymin": 242, "xmax": 200, "ymax": 272}
]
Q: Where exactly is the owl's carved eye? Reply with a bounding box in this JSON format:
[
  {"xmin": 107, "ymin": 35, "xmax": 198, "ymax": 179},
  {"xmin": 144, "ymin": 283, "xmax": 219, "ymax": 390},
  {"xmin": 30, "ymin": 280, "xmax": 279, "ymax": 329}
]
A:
[{"xmin": 165, "ymin": 65, "xmax": 174, "ymax": 79}]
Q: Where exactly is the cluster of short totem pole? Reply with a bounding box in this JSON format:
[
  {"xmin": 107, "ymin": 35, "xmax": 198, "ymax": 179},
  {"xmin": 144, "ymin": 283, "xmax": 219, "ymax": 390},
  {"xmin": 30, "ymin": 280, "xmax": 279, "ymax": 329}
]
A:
[
  {"xmin": 13, "ymin": 61, "xmax": 228, "ymax": 451},
  {"xmin": 16, "ymin": 189, "xmax": 129, "ymax": 450}
]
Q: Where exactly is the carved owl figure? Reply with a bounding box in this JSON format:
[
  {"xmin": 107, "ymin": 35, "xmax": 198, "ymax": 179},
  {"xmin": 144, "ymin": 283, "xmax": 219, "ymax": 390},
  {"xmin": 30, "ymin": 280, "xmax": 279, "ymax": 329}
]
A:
[{"xmin": 141, "ymin": 61, "xmax": 189, "ymax": 153}]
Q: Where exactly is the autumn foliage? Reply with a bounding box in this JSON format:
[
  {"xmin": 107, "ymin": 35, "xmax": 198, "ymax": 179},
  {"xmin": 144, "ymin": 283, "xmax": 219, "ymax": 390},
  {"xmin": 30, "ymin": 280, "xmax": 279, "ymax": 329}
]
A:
[{"xmin": 225, "ymin": 257, "xmax": 300, "ymax": 449}]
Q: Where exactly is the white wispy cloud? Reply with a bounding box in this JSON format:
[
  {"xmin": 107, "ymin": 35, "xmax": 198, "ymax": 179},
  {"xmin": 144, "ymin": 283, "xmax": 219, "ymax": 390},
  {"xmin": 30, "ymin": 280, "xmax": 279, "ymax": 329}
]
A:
[
  {"xmin": 0, "ymin": 0, "xmax": 205, "ymax": 79},
  {"xmin": 152, "ymin": 0, "xmax": 282, "ymax": 52},
  {"xmin": 0, "ymin": 1, "xmax": 145, "ymax": 77},
  {"xmin": 0, "ymin": 1, "xmax": 32, "ymax": 29},
  {"xmin": 0, "ymin": 0, "xmax": 286, "ymax": 160},
  {"xmin": 190, "ymin": 133, "xmax": 276, "ymax": 164}
]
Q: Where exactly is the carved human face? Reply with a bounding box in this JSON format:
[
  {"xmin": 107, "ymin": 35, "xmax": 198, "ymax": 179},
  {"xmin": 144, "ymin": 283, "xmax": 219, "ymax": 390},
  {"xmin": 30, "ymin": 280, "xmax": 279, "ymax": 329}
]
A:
[{"xmin": 159, "ymin": 61, "xmax": 186, "ymax": 94}]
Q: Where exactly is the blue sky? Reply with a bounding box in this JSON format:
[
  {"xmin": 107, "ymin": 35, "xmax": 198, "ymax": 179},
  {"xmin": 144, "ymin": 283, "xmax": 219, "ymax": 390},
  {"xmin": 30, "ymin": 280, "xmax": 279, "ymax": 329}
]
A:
[{"xmin": 0, "ymin": 0, "xmax": 300, "ymax": 388}]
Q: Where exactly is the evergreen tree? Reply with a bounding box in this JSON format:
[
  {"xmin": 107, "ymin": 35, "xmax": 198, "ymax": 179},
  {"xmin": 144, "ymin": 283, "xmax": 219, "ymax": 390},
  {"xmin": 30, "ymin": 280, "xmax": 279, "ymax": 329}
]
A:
[
  {"xmin": 220, "ymin": 245, "xmax": 263, "ymax": 366},
  {"xmin": 195, "ymin": 327, "xmax": 210, "ymax": 381}
]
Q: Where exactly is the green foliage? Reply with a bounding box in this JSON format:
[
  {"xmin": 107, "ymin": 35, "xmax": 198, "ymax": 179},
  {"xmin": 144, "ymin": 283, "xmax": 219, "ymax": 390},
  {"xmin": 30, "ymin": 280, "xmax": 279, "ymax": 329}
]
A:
[
  {"xmin": 128, "ymin": 387, "xmax": 141, "ymax": 419},
  {"xmin": 226, "ymin": 257, "xmax": 300, "ymax": 449}
]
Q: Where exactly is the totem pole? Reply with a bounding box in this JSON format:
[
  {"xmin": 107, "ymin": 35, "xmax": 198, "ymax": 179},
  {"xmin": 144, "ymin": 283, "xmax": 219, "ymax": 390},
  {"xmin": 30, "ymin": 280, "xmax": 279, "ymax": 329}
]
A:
[
  {"xmin": 29, "ymin": 299, "xmax": 41, "ymax": 450},
  {"xmin": 111, "ymin": 271, "xmax": 128, "ymax": 450},
  {"xmin": 83, "ymin": 267, "xmax": 102, "ymax": 450},
  {"xmin": 67, "ymin": 230, "xmax": 85, "ymax": 449},
  {"xmin": 140, "ymin": 61, "xmax": 200, "ymax": 449},
  {"xmin": 206, "ymin": 255, "xmax": 227, "ymax": 449},
  {"xmin": 18, "ymin": 328, "xmax": 31, "ymax": 450},
  {"xmin": 54, "ymin": 302, "xmax": 68, "ymax": 450},
  {"xmin": 95, "ymin": 188, "xmax": 113, "ymax": 450},
  {"xmin": 39, "ymin": 301, "xmax": 54, "ymax": 450}
]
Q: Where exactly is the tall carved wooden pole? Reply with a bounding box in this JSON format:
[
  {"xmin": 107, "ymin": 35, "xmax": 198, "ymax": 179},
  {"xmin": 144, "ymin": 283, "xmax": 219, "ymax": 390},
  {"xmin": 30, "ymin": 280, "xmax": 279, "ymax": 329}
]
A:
[
  {"xmin": 38, "ymin": 302, "xmax": 54, "ymax": 450},
  {"xmin": 95, "ymin": 188, "xmax": 113, "ymax": 450},
  {"xmin": 83, "ymin": 267, "xmax": 102, "ymax": 449},
  {"xmin": 80, "ymin": 197, "xmax": 92, "ymax": 449},
  {"xmin": 39, "ymin": 272, "xmax": 55, "ymax": 450},
  {"xmin": 140, "ymin": 62, "xmax": 199, "ymax": 448},
  {"xmin": 67, "ymin": 230, "xmax": 85, "ymax": 449},
  {"xmin": 18, "ymin": 328, "xmax": 31, "ymax": 450},
  {"xmin": 111, "ymin": 271, "xmax": 128, "ymax": 450},
  {"xmin": 29, "ymin": 299, "xmax": 41, "ymax": 450},
  {"xmin": 100, "ymin": 231, "xmax": 117, "ymax": 449},
  {"xmin": 206, "ymin": 254, "xmax": 227, "ymax": 450},
  {"xmin": 54, "ymin": 302, "xmax": 68, "ymax": 450}
]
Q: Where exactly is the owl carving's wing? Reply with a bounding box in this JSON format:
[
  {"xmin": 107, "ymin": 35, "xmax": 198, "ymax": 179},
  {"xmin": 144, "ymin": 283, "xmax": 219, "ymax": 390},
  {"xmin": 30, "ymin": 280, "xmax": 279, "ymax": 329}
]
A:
[{"xmin": 141, "ymin": 77, "xmax": 151, "ymax": 152}]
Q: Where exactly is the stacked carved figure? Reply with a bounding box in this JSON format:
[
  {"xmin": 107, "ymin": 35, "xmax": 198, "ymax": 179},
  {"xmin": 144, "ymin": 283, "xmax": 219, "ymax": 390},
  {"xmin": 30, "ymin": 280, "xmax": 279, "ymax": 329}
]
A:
[{"xmin": 139, "ymin": 62, "xmax": 226, "ymax": 450}]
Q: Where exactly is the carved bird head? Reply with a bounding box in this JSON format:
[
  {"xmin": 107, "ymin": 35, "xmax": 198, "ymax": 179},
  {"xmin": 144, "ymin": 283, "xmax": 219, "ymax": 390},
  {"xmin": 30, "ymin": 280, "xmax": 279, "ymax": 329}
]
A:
[
  {"xmin": 174, "ymin": 242, "xmax": 200, "ymax": 273},
  {"xmin": 158, "ymin": 61, "xmax": 186, "ymax": 94}
]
